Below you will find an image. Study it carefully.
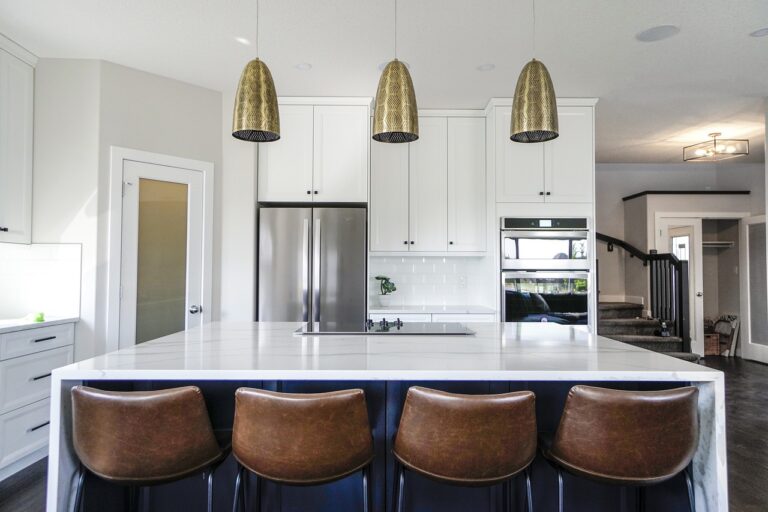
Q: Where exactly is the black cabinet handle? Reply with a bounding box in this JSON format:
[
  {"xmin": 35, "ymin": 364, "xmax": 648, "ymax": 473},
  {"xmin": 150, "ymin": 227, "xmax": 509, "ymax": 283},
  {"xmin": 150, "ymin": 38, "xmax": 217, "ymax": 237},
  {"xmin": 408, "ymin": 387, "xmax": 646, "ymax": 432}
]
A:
[
  {"xmin": 449, "ymin": 241, "xmax": 454, "ymax": 245},
  {"xmin": 313, "ymin": 190, "xmax": 318, "ymax": 194},
  {"xmin": 410, "ymin": 241, "xmax": 414, "ymax": 245},
  {"xmin": 0, "ymin": 227, "xmax": 8, "ymax": 232},
  {"xmin": 28, "ymin": 421, "xmax": 50, "ymax": 433},
  {"xmin": 403, "ymin": 241, "xmax": 408, "ymax": 245},
  {"xmin": 32, "ymin": 373, "xmax": 52, "ymax": 381},
  {"xmin": 306, "ymin": 190, "xmax": 311, "ymax": 195},
  {"xmin": 539, "ymin": 191, "xmax": 544, "ymax": 196},
  {"xmin": 546, "ymin": 191, "xmax": 551, "ymax": 196},
  {"xmin": 33, "ymin": 336, "xmax": 56, "ymax": 343}
]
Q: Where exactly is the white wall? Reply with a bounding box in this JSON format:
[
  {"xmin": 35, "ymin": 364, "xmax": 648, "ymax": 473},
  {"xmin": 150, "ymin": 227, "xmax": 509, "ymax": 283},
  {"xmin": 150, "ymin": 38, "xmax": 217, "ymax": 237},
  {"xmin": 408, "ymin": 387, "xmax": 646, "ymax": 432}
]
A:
[{"xmin": 34, "ymin": 58, "xmax": 223, "ymax": 359}]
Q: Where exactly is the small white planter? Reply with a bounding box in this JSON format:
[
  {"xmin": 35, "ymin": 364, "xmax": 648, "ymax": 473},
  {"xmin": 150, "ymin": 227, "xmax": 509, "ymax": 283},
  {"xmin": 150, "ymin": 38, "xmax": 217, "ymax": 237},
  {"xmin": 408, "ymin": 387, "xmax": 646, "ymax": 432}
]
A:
[{"xmin": 378, "ymin": 295, "xmax": 394, "ymax": 307}]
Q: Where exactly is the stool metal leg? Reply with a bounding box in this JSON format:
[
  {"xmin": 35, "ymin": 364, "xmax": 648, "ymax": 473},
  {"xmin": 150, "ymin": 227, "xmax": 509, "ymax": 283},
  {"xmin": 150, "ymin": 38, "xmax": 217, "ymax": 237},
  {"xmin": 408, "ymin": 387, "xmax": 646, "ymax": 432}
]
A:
[
  {"xmin": 524, "ymin": 468, "xmax": 533, "ymax": 512},
  {"xmin": 637, "ymin": 487, "xmax": 646, "ymax": 512},
  {"xmin": 232, "ymin": 464, "xmax": 245, "ymax": 512},
  {"xmin": 557, "ymin": 467, "xmax": 564, "ymax": 512},
  {"xmin": 362, "ymin": 466, "xmax": 371, "ymax": 512},
  {"xmin": 393, "ymin": 462, "xmax": 405, "ymax": 512},
  {"xmin": 253, "ymin": 475, "xmax": 261, "ymax": 512},
  {"xmin": 72, "ymin": 465, "xmax": 86, "ymax": 512},
  {"xmin": 684, "ymin": 467, "xmax": 696, "ymax": 512}
]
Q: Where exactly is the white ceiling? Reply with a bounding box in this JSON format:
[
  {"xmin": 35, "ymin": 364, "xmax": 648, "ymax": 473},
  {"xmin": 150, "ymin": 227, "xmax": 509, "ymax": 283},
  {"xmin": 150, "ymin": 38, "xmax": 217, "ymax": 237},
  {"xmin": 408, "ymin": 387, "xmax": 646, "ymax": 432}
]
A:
[{"xmin": 1, "ymin": 0, "xmax": 766, "ymax": 164}]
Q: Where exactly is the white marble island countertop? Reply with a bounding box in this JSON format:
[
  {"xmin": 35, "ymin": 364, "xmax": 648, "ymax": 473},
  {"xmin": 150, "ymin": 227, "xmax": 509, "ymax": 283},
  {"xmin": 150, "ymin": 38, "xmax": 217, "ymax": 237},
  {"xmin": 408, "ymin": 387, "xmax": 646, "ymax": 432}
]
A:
[{"xmin": 53, "ymin": 321, "xmax": 720, "ymax": 382}]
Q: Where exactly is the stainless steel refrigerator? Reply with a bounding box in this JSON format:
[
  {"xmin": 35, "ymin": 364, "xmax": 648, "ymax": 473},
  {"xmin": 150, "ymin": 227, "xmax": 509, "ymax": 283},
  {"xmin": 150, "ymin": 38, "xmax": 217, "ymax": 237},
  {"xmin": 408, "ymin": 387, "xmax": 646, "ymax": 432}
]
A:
[{"xmin": 257, "ymin": 207, "xmax": 367, "ymax": 327}]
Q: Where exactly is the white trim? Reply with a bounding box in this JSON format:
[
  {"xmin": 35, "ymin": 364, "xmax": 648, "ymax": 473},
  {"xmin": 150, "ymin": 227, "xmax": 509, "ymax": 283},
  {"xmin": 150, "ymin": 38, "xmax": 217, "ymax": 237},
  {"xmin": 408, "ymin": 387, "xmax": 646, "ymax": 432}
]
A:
[
  {"xmin": 0, "ymin": 33, "xmax": 37, "ymax": 66},
  {"xmin": 418, "ymin": 109, "xmax": 486, "ymax": 118},
  {"xmin": 484, "ymin": 97, "xmax": 599, "ymax": 112},
  {"xmin": 106, "ymin": 147, "xmax": 214, "ymax": 354},
  {"xmin": 278, "ymin": 96, "xmax": 372, "ymax": 110},
  {"xmin": 739, "ymin": 214, "xmax": 768, "ymax": 363}
]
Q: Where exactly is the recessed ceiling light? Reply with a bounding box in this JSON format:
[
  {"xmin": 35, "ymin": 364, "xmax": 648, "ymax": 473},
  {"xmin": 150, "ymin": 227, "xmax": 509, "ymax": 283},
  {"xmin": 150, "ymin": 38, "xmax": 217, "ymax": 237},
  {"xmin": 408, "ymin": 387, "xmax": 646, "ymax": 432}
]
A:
[
  {"xmin": 378, "ymin": 61, "xmax": 409, "ymax": 71},
  {"xmin": 295, "ymin": 63, "xmax": 312, "ymax": 71},
  {"xmin": 749, "ymin": 27, "xmax": 768, "ymax": 37},
  {"xmin": 234, "ymin": 36, "xmax": 252, "ymax": 46},
  {"xmin": 476, "ymin": 63, "xmax": 495, "ymax": 72},
  {"xmin": 635, "ymin": 25, "xmax": 681, "ymax": 42}
]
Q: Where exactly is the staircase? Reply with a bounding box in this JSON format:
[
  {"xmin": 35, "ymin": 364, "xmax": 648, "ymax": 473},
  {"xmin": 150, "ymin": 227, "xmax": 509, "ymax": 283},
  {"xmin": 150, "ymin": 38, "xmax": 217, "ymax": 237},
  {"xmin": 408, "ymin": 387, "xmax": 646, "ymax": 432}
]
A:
[{"xmin": 598, "ymin": 303, "xmax": 684, "ymax": 353}]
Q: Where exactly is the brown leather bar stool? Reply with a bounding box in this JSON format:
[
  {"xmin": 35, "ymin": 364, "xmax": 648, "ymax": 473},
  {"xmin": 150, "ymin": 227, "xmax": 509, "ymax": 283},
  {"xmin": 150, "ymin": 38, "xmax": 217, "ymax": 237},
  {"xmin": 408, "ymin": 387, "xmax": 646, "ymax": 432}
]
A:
[
  {"xmin": 231, "ymin": 387, "xmax": 375, "ymax": 512},
  {"xmin": 542, "ymin": 385, "xmax": 699, "ymax": 512},
  {"xmin": 71, "ymin": 385, "xmax": 229, "ymax": 512},
  {"xmin": 392, "ymin": 386, "xmax": 537, "ymax": 512}
]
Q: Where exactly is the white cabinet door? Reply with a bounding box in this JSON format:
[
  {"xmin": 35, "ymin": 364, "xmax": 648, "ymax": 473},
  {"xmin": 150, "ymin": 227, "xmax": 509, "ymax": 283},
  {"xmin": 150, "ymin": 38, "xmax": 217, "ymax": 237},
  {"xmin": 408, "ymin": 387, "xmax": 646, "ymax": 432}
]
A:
[
  {"xmin": 544, "ymin": 106, "xmax": 594, "ymax": 203},
  {"xmin": 368, "ymin": 313, "xmax": 432, "ymax": 323},
  {"xmin": 447, "ymin": 117, "xmax": 486, "ymax": 252},
  {"xmin": 494, "ymin": 107, "xmax": 545, "ymax": 203},
  {"xmin": 0, "ymin": 50, "xmax": 33, "ymax": 244},
  {"xmin": 313, "ymin": 105, "xmax": 368, "ymax": 203},
  {"xmin": 409, "ymin": 117, "xmax": 447, "ymax": 252},
  {"xmin": 431, "ymin": 313, "xmax": 496, "ymax": 322},
  {"xmin": 370, "ymin": 141, "xmax": 409, "ymax": 251},
  {"xmin": 257, "ymin": 105, "xmax": 313, "ymax": 202}
]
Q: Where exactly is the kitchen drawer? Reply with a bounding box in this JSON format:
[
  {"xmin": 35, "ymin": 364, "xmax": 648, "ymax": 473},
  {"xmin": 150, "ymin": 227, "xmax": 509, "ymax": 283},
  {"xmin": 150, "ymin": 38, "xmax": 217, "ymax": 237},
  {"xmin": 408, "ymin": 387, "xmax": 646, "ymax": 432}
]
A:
[
  {"xmin": 432, "ymin": 314, "xmax": 496, "ymax": 323},
  {"xmin": 0, "ymin": 398, "xmax": 50, "ymax": 469},
  {"xmin": 369, "ymin": 313, "xmax": 432, "ymax": 323},
  {"xmin": 0, "ymin": 346, "xmax": 73, "ymax": 414},
  {"xmin": 0, "ymin": 322, "xmax": 75, "ymax": 361}
]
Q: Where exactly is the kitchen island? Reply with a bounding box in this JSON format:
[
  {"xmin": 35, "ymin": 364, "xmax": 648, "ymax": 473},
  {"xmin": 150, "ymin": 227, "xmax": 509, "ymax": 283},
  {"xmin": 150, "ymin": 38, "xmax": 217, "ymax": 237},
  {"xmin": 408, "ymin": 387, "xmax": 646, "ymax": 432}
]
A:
[{"xmin": 47, "ymin": 322, "xmax": 726, "ymax": 511}]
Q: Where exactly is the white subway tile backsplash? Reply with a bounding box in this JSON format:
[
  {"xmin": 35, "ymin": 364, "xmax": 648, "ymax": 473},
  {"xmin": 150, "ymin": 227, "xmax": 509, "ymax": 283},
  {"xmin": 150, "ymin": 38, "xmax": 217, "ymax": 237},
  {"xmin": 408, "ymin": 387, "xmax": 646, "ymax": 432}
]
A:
[{"xmin": 368, "ymin": 256, "xmax": 491, "ymax": 307}]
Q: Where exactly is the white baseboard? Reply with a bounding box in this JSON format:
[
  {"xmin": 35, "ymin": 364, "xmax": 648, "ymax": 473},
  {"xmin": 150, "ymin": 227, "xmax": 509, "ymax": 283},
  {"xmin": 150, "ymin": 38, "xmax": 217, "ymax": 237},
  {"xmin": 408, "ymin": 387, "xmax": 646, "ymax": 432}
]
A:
[{"xmin": 0, "ymin": 445, "xmax": 47, "ymax": 482}]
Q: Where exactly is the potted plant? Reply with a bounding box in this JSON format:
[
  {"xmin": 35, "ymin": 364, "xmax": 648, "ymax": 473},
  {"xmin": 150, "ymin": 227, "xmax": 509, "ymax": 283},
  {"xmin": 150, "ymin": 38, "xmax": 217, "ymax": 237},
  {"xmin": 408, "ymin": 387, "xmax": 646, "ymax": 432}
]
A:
[{"xmin": 375, "ymin": 275, "xmax": 396, "ymax": 306}]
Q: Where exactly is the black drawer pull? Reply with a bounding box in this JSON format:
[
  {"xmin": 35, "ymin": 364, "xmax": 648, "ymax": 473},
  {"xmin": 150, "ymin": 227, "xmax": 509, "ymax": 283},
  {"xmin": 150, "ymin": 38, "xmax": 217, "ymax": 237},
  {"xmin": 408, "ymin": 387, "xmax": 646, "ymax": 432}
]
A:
[
  {"xmin": 0, "ymin": 227, "xmax": 8, "ymax": 232},
  {"xmin": 28, "ymin": 421, "xmax": 50, "ymax": 433},
  {"xmin": 33, "ymin": 336, "xmax": 56, "ymax": 343},
  {"xmin": 32, "ymin": 373, "xmax": 52, "ymax": 381}
]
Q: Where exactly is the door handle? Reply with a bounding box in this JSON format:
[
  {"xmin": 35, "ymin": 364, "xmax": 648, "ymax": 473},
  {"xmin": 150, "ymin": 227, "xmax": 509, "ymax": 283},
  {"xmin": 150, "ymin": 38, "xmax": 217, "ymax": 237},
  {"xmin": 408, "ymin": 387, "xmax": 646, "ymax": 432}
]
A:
[
  {"xmin": 0, "ymin": 227, "xmax": 8, "ymax": 232},
  {"xmin": 313, "ymin": 220, "xmax": 321, "ymax": 322},
  {"xmin": 189, "ymin": 305, "xmax": 202, "ymax": 314},
  {"xmin": 696, "ymin": 292, "xmax": 703, "ymax": 297},
  {"xmin": 302, "ymin": 218, "xmax": 310, "ymax": 322}
]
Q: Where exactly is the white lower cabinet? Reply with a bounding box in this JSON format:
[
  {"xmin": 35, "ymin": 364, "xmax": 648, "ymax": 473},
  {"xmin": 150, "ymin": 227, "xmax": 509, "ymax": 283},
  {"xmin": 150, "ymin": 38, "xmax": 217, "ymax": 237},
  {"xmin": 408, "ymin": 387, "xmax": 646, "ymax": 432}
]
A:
[
  {"xmin": 432, "ymin": 313, "xmax": 495, "ymax": 323},
  {"xmin": 369, "ymin": 313, "xmax": 432, "ymax": 323},
  {"xmin": 0, "ymin": 322, "xmax": 76, "ymax": 479}
]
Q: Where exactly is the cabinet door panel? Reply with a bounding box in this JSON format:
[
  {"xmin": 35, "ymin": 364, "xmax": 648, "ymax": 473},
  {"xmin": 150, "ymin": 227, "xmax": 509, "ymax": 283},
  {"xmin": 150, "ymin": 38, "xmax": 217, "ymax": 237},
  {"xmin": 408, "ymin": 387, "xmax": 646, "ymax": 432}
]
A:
[
  {"xmin": 257, "ymin": 105, "xmax": 313, "ymax": 202},
  {"xmin": 494, "ymin": 107, "xmax": 545, "ymax": 203},
  {"xmin": 447, "ymin": 118, "xmax": 486, "ymax": 252},
  {"xmin": 370, "ymin": 142, "xmax": 409, "ymax": 251},
  {"xmin": 313, "ymin": 105, "xmax": 368, "ymax": 202},
  {"xmin": 0, "ymin": 50, "xmax": 33, "ymax": 243},
  {"xmin": 409, "ymin": 117, "xmax": 447, "ymax": 252},
  {"xmin": 544, "ymin": 106, "xmax": 593, "ymax": 203}
]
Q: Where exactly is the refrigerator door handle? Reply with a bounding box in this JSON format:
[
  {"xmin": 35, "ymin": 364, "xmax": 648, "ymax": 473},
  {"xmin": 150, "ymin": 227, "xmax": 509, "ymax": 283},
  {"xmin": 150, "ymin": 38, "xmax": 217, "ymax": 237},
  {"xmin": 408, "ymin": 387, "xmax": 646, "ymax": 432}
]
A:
[
  {"xmin": 302, "ymin": 218, "xmax": 310, "ymax": 322},
  {"xmin": 313, "ymin": 219, "xmax": 322, "ymax": 322}
]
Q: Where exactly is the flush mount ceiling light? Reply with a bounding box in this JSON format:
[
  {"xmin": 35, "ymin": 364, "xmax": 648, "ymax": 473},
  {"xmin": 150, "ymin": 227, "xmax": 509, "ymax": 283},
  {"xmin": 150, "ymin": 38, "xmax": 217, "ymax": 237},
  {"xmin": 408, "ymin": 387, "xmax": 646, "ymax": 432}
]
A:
[
  {"xmin": 372, "ymin": 0, "xmax": 419, "ymax": 143},
  {"xmin": 749, "ymin": 27, "xmax": 768, "ymax": 37},
  {"xmin": 636, "ymin": 25, "xmax": 681, "ymax": 42},
  {"xmin": 234, "ymin": 36, "xmax": 252, "ymax": 46},
  {"xmin": 683, "ymin": 132, "xmax": 749, "ymax": 162},
  {"xmin": 510, "ymin": 0, "xmax": 558, "ymax": 143},
  {"xmin": 232, "ymin": 0, "xmax": 280, "ymax": 142}
]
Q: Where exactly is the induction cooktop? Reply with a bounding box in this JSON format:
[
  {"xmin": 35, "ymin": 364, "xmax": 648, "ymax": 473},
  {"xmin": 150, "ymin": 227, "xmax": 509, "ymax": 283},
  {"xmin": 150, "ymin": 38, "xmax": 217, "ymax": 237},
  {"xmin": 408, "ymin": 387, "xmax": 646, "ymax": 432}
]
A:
[{"xmin": 295, "ymin": 319, "xmax": 475, "ymax": 336}]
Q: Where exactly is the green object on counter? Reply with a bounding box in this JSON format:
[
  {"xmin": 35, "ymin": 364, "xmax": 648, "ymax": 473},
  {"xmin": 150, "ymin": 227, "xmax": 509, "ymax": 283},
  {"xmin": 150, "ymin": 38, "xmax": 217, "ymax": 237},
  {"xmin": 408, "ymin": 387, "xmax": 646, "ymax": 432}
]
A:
[{"xmin": 34, "ymin": 312, "xmax": 45, "ymax": 322}]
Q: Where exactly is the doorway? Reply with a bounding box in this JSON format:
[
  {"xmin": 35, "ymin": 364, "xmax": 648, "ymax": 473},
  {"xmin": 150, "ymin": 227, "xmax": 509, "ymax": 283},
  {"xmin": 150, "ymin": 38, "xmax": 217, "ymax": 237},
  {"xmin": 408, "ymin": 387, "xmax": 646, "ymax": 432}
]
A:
[{"xmin": 107, "ymin": 148, "xmax": 214, "ymax": 351}]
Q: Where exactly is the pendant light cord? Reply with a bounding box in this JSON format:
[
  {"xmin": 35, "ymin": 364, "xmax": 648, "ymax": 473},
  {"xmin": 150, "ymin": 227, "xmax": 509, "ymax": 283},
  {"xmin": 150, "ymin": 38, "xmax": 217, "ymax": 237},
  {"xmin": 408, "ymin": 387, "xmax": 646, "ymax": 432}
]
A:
[
  {"xmin": 532, "ymin": 0, "xmax": 536, "ymax": 58},
  {"xmin": 256, "ymin": 0, "xmax": 260, "ymax": 58},
  {"xmin": 394, "ymin": 0, "xmax": 398, "ymax": 58}
]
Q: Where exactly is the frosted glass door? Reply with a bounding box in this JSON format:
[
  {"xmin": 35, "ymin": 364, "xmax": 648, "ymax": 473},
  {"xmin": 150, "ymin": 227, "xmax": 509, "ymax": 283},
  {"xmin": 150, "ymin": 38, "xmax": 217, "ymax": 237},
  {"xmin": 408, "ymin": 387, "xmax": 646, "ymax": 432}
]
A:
[
  {"xmin": 120, "ymin": 160, "xmax": 204, "ymax": 347},
  {"xmin": 742, "ymin": 217, "xmax": 768, "ymax": 363}
]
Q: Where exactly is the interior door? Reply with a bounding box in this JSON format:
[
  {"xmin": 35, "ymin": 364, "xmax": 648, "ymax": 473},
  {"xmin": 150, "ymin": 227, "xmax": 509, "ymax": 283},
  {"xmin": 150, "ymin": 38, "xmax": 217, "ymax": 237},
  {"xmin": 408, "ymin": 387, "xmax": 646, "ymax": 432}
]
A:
[
  {"xmin": 119, "ymin": 160, "xmax": 204, "ymax": 347},
  {"xmin": 740, "ymin": 215, "xmax": 768, "ymax": 363},
  {"xmin": 657, "ymin": 218, "xmax": 704, "ymax": 354}
]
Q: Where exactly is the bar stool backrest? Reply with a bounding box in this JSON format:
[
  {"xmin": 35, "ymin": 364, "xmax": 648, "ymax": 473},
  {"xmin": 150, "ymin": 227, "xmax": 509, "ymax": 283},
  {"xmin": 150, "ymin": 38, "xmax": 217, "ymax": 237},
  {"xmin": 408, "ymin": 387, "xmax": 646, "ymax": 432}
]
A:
[
  {"xmin": 232, "ymin": 388, "xmax": 374, "ymax": 485},
  {"xmin": 71, "ymin": 385, "xmax": 222, "ymax": 484},
  {"xmin": 393, "ymin": 386, "xmax": 537, "ymax": 486},
  {"xmin": 548, "ymin": 385, "xmax": 699, "ymax": 485}
]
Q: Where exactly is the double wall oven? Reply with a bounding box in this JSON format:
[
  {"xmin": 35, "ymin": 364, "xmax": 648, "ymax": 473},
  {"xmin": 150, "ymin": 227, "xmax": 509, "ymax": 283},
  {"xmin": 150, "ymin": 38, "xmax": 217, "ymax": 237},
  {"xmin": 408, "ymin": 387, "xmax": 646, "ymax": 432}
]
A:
[{"xmin": 501, "ymin": 218, "xmax": 591, "ymax": 325}]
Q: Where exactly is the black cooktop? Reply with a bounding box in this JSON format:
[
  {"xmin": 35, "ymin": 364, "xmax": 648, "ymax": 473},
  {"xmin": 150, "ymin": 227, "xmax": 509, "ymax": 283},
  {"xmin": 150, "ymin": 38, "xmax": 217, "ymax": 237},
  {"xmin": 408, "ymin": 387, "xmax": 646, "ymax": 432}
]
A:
[{"xmin": 295, "ymin": 320, "xmax": 475, "ymax": 336}]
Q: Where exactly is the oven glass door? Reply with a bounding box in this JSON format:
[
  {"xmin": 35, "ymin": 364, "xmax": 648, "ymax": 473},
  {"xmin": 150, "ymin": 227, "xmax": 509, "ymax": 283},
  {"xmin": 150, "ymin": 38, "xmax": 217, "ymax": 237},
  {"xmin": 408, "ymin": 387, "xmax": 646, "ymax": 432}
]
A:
[
  {"xmin": 501, "ymin": 231, "xmax": 588, "ymax": 269},
  {"xmin": 502, "ymin": 271, "xmax": 589, "ymax": 324}
]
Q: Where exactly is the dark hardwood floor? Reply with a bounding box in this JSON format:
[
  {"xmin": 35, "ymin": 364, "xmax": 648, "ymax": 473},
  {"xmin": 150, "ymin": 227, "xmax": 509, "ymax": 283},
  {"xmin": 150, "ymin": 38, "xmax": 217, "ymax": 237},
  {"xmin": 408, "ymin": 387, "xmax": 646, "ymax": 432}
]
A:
[{"xmin": 0, "ymin": 356, "xmax": 765, "ymax": 511}]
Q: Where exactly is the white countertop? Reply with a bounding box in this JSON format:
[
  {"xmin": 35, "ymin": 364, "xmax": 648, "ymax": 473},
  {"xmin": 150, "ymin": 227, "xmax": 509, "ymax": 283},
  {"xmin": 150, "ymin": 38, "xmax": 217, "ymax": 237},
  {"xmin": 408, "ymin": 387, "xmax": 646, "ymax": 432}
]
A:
[
  {"xmin": 53, "ymin": 321, "xmax": 720, "ymax": 382},
  {"xmin": 368, "ymin": 305, "xmax": 496, "ymax": 315},
  {"xmin": 0, "ymin": 316, "xmax": 79, "ymax": 335}
]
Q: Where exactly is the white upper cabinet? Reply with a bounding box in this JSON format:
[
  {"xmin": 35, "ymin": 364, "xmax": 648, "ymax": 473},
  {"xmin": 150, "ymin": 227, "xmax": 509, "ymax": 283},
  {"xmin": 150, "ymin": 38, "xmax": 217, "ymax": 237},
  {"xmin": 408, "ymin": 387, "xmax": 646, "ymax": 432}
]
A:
[
  {"xmin": 495, "ymin": 104, "xmax": 594, "ymax": 204},
  {"xmin": 447, "ymin": 117, "xmax": 486, "ymax": 252},
  {"xmin": 258, "ymin": 102, "xmax": 369, "ymax": 203},
  {"xmin": 544, "ymin": 106, "xmax": 594, "ymax": 203},
  {"xmin": 369, "ymin": 141, "xmax": 409, "ymax": 251},
  {"xmin": 494, "ymin": 107, "xmax": 545, "ymax": 203},
  {"xmin": 313, "ymin": 105, "xmax": 368, "ymax": 203},
  {"xmin": 258, "ymin": 105, "xmax": 314, "ymax": 202},
  {"xmin": 409, "ymin": 117, "xmax": 448, "ymax": 252},
  {"xmin": 0, "ymin": 49, "xmax": 33, "ymax": 244}
]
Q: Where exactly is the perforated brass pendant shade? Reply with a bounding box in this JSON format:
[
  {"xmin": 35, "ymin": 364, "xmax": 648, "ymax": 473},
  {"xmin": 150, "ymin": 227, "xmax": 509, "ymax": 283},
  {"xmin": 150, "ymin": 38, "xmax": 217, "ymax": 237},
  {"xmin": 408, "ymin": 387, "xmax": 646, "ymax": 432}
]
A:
[
  {"xmin": 373, "ymin": 59, "xmax": 418, "ymax": 143},
  {"xmin": 232, "ymin": 58, "xmax": 280, "ymax": 142},
  {"xmin": 510, "ymin": 59, "xmax": 558, "ymax": 143}
]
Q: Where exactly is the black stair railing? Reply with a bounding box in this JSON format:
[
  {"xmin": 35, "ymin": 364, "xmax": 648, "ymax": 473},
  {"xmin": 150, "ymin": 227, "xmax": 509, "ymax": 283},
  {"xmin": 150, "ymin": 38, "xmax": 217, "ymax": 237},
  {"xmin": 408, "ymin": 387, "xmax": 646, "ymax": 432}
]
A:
[{"xmin": 597, "ymin": 233, "xmax": 690, "ymax": 352}]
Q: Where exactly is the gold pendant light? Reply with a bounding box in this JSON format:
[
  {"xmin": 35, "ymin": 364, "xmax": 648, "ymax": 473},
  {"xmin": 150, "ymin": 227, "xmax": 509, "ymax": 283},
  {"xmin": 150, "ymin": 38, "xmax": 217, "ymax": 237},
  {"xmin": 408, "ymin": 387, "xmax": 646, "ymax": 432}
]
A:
[
  {"xmin": 373, "ymin": 0, "xmax": 418, "ymax": 143},
  {"xmin": 510, "ymin": 0, "xmax": 558, "ymax": 143},
  {"xmin": 232, "ymin": 0, "xmax": 280, "ymax": 142}
]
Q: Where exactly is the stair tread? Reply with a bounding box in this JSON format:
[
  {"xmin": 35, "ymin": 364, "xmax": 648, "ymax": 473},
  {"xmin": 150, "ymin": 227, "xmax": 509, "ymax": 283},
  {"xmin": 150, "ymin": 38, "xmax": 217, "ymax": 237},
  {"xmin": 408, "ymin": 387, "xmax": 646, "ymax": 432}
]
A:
[
  {"xmin": 598, "ymin": 302, "xmax": 644, "ymax": 310},
  {"xmin": 608, "ymin": 334, "xmax": 683, "ymax": 343},
  {"xmin": 599, "ymin": 318, "xmax": 659, "ymax": 325}
]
